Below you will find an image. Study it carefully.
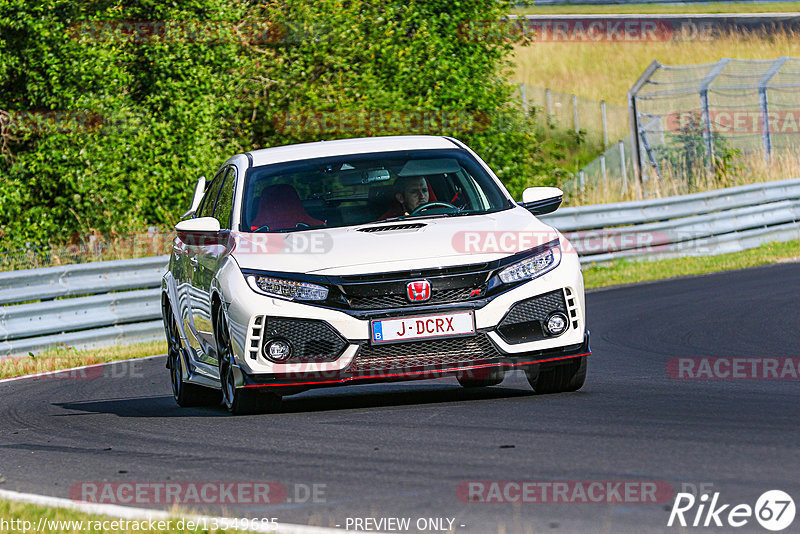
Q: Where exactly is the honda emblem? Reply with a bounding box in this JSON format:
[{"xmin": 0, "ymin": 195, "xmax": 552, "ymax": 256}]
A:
[{"xmin": 406, "ymin": 280, "xmax": 431, "ymax": 302}]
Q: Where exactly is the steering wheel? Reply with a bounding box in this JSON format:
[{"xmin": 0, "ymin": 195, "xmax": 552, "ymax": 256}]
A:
[{"xmin": 409, "ymin": 201, "xmax": 458, "ymax": 216}]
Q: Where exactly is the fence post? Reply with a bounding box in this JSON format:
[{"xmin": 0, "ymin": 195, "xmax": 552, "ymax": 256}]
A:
[
  {"xmin": 600, "ymin": 154, "xmax": 607, "ymax": 192},
  {"xmin": 628, "ymin": 60, "xmax": 661, "ymax": 189},
  {"xmin": 758, "ymin": 57, "xmax": 788, "ymax": 160},
  {"xmin": 572, "ymin": 94, "xmax": 579, "ymax": 133},
  {"xmin": 545, "ymin": 89, "xmax": 552, "ymax": 124},
  {"xmin": 619, "ymin": 140, "xmax": 628, "ymax": 195},
  {"xmin": 520, "ymin": 83, "xmax": 528, "ymax": 115},
  {"xmin": 601, "ymin": 100, "xmax": 608, "ymax": 149},
  {"xmin": 698, "ymin": 58, "xmax": 731, "ymax": 174}
]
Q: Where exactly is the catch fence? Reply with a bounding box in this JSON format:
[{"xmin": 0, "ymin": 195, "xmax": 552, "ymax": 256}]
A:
[
  {"xmin": 630, "ymin": 57, "xmax": 800, "ymax": 192},
  {"xmin": 521, "ymin": 84, "xmax": 629, "ymax": 150}
]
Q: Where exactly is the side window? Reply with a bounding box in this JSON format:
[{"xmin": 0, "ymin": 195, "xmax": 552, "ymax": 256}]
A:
[
  {"xmin": 213, "ymin": 168, "xmax": 235, "ymax": 229},
  {"xmin": 197, "ymin": 169, "xmax": 226, "ymax": 219}
]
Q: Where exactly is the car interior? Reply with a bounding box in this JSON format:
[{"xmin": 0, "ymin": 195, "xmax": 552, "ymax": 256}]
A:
[{"xmin": 242, "ymin": 156, "xmax": 490, "ymax": 232}]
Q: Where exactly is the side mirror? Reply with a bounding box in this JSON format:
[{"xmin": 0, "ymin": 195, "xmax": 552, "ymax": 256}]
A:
[
  {"xmin": 181, "ymin": 176, "xmax": 206, "ymax": 219},
  {"xmin": 519, "ymin": 187, "xmax": 563, "ymax": 216},
  {"xmin": 175, "ymin": 216, "xmax": 220, "ymax": 233}
]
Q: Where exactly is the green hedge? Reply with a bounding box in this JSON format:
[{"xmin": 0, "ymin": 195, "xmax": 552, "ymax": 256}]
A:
[{"xmin": 0, "ymin": 0, "xmax": 560, "ymax": 251}]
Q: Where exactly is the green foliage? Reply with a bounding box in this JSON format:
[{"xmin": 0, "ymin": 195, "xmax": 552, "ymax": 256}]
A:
[
  {"xmin": 0, "ymin": 0, "xmax": 561, "ymax": 250},
  {"xmin": 661, "ymin": 111, "xmax": 741, "ymax": 190}
]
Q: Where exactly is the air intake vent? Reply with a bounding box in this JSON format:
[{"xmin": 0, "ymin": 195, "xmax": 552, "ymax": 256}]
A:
[
  {"xmin": 564, "ymin": 287, "xmax": 579, "ymax": 330},
  {"xmin": 248, "ymin": 315, "xmax": 265, "ymax": 360},
  {"xmin": 357, "ymin": 223, "xmax": 426, "ymax": 233}
]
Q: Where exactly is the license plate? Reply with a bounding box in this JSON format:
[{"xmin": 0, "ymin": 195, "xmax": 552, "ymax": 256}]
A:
[{"xmin": 371, "ymin": 311, "xmax": 475, "ymax": 344}]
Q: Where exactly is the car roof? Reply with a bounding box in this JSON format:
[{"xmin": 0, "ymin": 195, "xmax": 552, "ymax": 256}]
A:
[{"xmin": 245, "ymin": 135, "xmax": 461, "ymax": 168}]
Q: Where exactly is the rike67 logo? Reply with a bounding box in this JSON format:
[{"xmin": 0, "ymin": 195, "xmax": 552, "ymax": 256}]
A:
[{"xmin": 668, "ymin": 490, "xmax": 795, "ymax": 531}]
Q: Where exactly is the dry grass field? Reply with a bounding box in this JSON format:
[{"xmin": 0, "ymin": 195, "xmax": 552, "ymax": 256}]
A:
[
  {"xmin": 512, "ymin": 2, "xmax": 800, "ymax": 14},
  {"xmin": 511, "ymin": 30, "xmax": 800, "ymax": 105}
]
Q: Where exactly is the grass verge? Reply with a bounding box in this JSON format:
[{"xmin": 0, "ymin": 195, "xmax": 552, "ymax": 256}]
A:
[
  {"xmin": 582, "ymin": 239, "xmax": 800, "ymax": 289},
  {"xmin": 512, "ymin": 2, "xmax": 800, "ymax": 15},
  {"xmin": 0, "ymin": 498, "xmax": 232, "ymax": 533},
  {"xmin": 0, "ymin": 340, "xmax": 166, "ymax": 380}
]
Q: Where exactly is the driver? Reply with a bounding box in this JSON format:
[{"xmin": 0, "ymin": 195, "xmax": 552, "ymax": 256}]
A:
[{"xmin": 381, "ymin": 176, "xmax": 430, "ymax": 218}]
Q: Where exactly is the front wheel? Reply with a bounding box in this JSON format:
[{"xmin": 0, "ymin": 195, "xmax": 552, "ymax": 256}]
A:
[
  {"xmin": 526, "ymin": 356, "xmax": 587, "ymax": 394},
  {"xmin": 216, "ymin": 311, "xmax": 281, "ymax": 415},
  {"xmin": 165, "ymin": 307, "xmax": 219, "ymax": 407}
]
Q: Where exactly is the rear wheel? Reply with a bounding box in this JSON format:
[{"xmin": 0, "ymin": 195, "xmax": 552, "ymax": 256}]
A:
[
  {"xmin": 457, "ymin": 366, "xmax": 505, "ymax": 388},
  {"xmin": 165, "ymin": 306, "xmax": 219, "ymax": 407},
  {"xmin": 216, "ymin": 311, "xmax": 281, "ymax": 415},
  {"xmin": 526, "ymin": 356, "xmax": 587, "ymax": 394}
]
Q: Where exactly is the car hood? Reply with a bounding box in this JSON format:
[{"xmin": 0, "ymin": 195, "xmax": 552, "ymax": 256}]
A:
[{"xmin": 232, "ymin": 206, "xmax": 561, "ymax": 276}]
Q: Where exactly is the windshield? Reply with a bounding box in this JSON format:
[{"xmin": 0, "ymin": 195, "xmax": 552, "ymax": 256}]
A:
[{"xmin": 240, "ymin": 148, "xmax": 512, "ymax": 232}]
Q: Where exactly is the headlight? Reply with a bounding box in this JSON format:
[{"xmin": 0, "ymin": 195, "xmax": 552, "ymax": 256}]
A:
[
  {"xmin": 498, "ymin": 245, "xmax": 561, "ymax": 284},
  {"xmin": 247, "ymin": 275, "xmax": 329, "ymax": 301}
]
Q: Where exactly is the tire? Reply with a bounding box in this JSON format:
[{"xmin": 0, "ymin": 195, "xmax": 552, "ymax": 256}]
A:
[
  {"xmin": 165, "ymin": 306, "xmax": 219, "ymax": 407},
  {"xmin": 526, "ymin": 356, "xmax": 587, "ymax": 394},
  {"xmin": 457, "ymin": 366, "xmax": 505, "ymax": 388},
  {"xmin": 216, "ymin": 311, "xmax": 281, "ymax": 415}
]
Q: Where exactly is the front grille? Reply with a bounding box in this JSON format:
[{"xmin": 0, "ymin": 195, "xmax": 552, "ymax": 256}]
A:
[
  {"xmin": 350, "ymin": 334, "xmax": 501, "ymax": 374},
  {"xmin": 497, "ymin": 290, "xmax": 568, "ymax": 344},
  {"xmin": 347, "ymin": 287, "xmax": 480, "ymax": 309},
  {"xmin": 257, "ymin": 317, "xmax": 347, "ymax": 362}
]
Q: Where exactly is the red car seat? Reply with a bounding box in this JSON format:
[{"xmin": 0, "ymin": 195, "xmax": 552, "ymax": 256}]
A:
[{"xmin": 250, "ymin": 184, "xmax": 323, "ymax": 231}]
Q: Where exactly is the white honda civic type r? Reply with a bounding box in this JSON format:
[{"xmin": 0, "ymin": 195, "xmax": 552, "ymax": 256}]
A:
[{"xmin": 161, "ymin": 135, "xmax": 589, "ymax": 414}]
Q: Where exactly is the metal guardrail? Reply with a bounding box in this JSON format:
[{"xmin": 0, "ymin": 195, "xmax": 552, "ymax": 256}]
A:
[
  {"xmin": 541, "ymin": 178, "xmax": 800, "ymax": 263},
  {"xmin": 0, "ymin": 255, "xmax": 168, "ymax": 305},
  {"xmin": 0, "ymin": 256, "xmax": 168, "ymax": 358},
  {"xmin": 1, "ymin": 179, "xmax": 798, "ymax": 357},
  {"xmin": 542, "ymin": 178, "xmax": 800, "ymax": 231}
]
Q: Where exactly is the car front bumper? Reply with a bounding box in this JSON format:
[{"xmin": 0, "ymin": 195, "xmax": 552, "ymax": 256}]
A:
[
  {"xmin": 238, "ymin": 331, "xmax": 590, "ymax": 390},
  {"xmin": 218, "ymin": 250, "xmax": 588, "ymax": 389}
]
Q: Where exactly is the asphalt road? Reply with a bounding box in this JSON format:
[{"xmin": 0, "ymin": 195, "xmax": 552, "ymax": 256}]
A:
[{"xmin": 1, "ymin": 263, "xmax": 798, "ymax": 534}]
